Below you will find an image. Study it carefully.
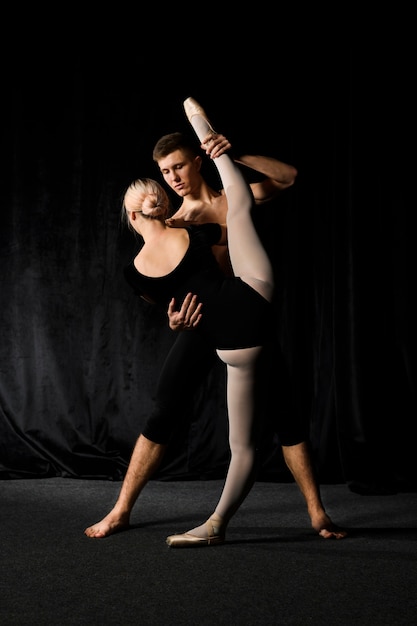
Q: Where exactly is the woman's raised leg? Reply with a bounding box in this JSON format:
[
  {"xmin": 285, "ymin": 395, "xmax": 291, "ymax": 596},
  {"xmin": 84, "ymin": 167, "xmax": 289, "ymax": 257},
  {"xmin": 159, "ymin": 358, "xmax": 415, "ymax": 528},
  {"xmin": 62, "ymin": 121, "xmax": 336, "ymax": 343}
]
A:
[{"xmin": 183, "ymin": 97, "xmax": 274, "ymax": 303}]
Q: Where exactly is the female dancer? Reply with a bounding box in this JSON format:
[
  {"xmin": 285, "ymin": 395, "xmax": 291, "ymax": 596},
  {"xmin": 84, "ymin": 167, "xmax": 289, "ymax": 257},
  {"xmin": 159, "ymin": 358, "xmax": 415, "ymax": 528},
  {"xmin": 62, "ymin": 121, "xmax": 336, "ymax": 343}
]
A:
[{"xmin": 86, "ymin": 97, "xmax": 275, "ymax": 546}]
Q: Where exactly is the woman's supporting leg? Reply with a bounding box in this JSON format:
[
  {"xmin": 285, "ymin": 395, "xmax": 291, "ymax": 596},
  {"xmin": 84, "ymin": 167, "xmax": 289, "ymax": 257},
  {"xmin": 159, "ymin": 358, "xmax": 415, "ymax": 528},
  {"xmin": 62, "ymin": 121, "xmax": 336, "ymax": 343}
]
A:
[
  {"xmin": 213, "ymin": 347, "xmax": 262, "ymax": 520},
  {"xmin": 166, "ymin": 347, "xmax": 262, "ymax": 546}
]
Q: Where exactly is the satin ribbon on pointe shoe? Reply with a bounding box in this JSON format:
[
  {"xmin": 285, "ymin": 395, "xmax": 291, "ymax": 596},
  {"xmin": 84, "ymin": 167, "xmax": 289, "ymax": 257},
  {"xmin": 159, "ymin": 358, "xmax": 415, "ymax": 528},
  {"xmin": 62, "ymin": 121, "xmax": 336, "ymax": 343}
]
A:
[{"xmin": 166, "ymin": 515, "xmax": 225, "ymax": 548}]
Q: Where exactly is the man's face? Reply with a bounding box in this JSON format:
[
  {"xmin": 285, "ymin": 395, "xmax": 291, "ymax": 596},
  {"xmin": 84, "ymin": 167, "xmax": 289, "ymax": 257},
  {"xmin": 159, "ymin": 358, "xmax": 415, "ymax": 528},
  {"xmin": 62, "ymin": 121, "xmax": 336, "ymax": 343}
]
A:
[{"xmin": 157, "ymin": 149, "xmax": 202, "ymax": 198}]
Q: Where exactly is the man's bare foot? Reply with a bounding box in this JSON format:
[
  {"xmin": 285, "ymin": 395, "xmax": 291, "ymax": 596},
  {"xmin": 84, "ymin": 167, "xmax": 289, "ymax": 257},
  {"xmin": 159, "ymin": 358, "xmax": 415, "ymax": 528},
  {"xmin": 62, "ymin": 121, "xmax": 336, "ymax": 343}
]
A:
[
  {"xmin": 311, "ymin": 512, "xmax": 347, "ymax": 539},
  {"xmin": 84, "ymin": 511, "xmax": 129, "ymax": 538}
]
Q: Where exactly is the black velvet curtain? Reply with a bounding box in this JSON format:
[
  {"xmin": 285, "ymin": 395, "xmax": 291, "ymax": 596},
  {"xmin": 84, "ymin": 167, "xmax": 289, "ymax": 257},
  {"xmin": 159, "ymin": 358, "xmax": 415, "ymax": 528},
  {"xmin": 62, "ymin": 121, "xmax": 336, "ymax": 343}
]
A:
[{"xmin": 1, "ymin": 39, "xmax": 415, "ymax": 492}]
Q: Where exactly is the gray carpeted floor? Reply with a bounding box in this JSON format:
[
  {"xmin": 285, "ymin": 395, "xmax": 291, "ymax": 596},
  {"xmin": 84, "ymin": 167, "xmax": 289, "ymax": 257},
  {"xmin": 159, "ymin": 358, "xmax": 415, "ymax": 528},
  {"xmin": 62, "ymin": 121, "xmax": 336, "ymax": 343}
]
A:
[{"xmin": 1, "ymin": 478, "xmax": 417, "ymax": 625}]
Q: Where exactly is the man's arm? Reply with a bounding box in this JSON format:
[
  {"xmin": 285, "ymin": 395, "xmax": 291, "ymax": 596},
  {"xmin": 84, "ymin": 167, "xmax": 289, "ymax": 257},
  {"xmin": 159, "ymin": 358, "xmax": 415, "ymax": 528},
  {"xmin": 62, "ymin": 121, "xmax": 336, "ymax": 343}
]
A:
[
  {"xmin": 235, "ymin": 154, "xmax": 298, "ymax": 203},
  {"xmin": 202, "ymin": 132, "xmax": 298, "ymax": 205}
]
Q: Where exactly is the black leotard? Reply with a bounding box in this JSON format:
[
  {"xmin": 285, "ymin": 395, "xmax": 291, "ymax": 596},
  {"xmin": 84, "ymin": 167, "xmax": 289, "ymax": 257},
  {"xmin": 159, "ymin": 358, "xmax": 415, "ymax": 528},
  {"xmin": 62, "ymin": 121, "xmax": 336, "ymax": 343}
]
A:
[
  {"xmin": 124, "ymin": 223, "xmax": 306, "ymax": 447},
  {"xmin": 124, "ymin": 224, "xmax": 273, "ymax": 350}
]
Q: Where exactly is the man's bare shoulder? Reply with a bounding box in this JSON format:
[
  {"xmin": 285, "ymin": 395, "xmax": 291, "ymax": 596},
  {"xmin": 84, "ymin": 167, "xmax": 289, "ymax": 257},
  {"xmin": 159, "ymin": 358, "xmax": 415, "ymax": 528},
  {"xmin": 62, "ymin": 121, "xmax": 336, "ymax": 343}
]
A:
[{"xmin": 167, "ymin": 194, "xmax": 227, "ymax": 226}]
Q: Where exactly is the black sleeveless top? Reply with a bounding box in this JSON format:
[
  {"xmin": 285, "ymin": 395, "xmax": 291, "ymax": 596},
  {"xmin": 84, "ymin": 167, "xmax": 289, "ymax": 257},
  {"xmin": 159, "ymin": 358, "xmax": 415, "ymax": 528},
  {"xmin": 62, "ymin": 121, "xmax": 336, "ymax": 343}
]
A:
[{"xmin": 124, "ymin": 224, "xmax": 273, "ymax": 350}]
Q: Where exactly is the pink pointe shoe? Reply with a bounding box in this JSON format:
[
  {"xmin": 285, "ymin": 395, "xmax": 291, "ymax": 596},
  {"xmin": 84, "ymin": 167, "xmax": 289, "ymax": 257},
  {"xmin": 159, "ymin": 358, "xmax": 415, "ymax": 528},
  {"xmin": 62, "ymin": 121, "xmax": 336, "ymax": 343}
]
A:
[
  {"xmin": 166, "ymin": 514, "xmax": 225, "ymax": 548},
  {"xmin": 183, "ymin": 97, "xmax": 217, "ymax": 135}
]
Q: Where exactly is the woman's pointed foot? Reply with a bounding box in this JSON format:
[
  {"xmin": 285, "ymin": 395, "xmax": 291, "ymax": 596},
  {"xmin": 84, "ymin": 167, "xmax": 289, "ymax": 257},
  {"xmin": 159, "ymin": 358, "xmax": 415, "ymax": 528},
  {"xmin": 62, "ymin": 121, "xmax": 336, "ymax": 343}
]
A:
[
  {"xmin": 183, "ymin": 97, "xmax": 216, "ymax": 135},
  {"xmin": 166, "ymin": 513, "xmax": 225, "ymax": 548},
  {"xmin": 183, "ymin": 97, "xmax": 210, "ymax": 123}
]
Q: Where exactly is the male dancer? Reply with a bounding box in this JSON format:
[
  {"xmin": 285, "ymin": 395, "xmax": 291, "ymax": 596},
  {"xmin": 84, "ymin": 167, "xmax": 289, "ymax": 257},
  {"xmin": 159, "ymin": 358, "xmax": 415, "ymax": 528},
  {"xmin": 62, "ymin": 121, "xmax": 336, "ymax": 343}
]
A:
[{"xmin": 156, "ymin": 127, "xmax": 346, "ymax": 541}]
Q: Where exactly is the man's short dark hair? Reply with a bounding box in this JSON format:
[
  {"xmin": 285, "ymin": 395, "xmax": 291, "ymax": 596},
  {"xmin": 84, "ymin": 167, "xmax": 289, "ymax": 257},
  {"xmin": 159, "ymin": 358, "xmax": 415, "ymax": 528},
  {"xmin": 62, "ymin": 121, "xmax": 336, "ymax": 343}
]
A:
[{"xmin": 152, "ymin": 132, "xmax": 198, "ymax": 163}]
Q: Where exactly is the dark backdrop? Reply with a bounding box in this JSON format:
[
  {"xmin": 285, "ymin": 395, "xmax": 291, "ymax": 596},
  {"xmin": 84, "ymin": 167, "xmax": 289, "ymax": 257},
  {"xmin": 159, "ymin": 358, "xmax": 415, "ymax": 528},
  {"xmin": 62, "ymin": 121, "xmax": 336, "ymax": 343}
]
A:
[{"xmin": 1, "ymin": 32, "xmax": 415, "ymax": 493}]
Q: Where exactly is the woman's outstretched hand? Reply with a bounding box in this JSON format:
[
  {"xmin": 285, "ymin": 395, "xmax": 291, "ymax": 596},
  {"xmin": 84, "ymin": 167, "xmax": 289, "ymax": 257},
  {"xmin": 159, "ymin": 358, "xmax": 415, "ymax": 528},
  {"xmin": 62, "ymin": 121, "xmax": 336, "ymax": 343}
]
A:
[{"xmin": 167, "ymin": 293, "xmax": 203, "ymax": 331}]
